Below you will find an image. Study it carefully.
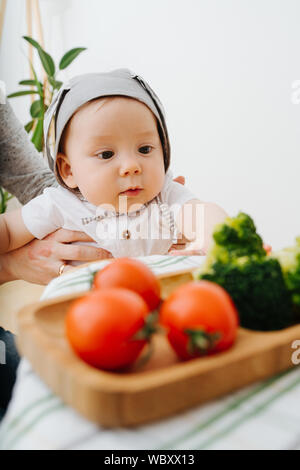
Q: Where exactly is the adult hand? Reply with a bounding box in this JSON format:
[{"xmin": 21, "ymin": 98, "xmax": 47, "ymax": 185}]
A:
[{"xmin": 0, "ymin": 228, "xmax": 112, "ymax": 285}]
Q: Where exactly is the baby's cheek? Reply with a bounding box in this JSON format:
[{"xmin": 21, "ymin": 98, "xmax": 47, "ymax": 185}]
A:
[{"xmin": 83, "ymin": 182, "xmax": 115, "ymax": 207}]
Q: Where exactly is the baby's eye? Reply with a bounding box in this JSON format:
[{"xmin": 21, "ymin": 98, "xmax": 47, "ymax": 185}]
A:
[
  {"xmin": 139, "ymin": 146, "xmax": 152, "ymax": 154},
  {"xmin": 96, "ymin": 151, "xmax": 114, "ymax": 160}
]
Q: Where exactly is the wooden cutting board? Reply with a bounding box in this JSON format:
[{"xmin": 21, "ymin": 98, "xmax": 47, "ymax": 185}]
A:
[{"xmin": 16, "ymin": 269, "xmax": 300, "ymax": 428}]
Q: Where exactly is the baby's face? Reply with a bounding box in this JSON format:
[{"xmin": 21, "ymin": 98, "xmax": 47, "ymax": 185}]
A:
[{"xmin": 57, "ymin": 96, "xmax": 165, "ymax": 213}]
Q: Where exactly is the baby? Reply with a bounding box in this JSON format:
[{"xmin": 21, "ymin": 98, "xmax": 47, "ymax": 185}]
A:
[{"xmin": 0, "ymin": 68, "xmax": 227, "ymax": 269}]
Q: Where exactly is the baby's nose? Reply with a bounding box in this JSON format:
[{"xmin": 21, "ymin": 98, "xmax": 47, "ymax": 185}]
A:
[{"xmin": 119, "ymin": 159, "xmax": 142, "ymax": 177}]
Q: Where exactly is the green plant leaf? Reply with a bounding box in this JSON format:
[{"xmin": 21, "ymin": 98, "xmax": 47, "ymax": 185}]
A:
[
  {"xmin": 59, "ymin": 47, "xmax": 86, "ymax": 70},
  {"xmin": 31, "ymin": 118, "xmax": 44, "ymax": 152},
  {"xmin": 19, "ymin": 79, "xmax": 42, "ymax": 87},
  {"xmin": 0, "ymin": 188, "xmax": 13, "ymax": 214},
  {"xmin": 23, "ymin": 36, "xmax": 42, "ymax": 50},
  {"xmin": 7, "ymin": 90, "xmax": 39, "ymax": 98},
  {"xmin": 48, "ymin": 76, "xmax": 63, "ymax": 90},
  {"xmin": 30, "ymin": 100, "xmax": 43, "ymax": 118},
  {"xmin": 29, "ymin": 62, "xmax": 43, "ymax": 96},
  {"xmin": 23, "ymin": 36, "xmax": 55, "ymax": 77},
  {"xmin": 24, "ymin": 120, "xmax": 35, "ymax": 133},
  {"xmin": 38, "ymin": 48, "xmax": 55, "ymax": 77},
  {"xmin": 0, "ymin": 187, "xmax": 4, "ymax": 213}
]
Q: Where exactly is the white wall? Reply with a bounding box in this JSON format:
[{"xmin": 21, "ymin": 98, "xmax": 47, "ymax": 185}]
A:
[{"xmin": 1, "ymin": 0, "xmax": 300, "ymax": 250}]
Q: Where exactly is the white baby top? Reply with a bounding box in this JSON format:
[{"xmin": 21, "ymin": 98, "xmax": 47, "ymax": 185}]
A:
[{"xmin": 21, "ymin": 168, "xmax": 197, "ymax": 264}]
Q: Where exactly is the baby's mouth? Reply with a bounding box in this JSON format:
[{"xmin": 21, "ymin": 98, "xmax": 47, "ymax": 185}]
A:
[{"xmin": 119, "ymin": 187, "xmax": 143, "ymax": 197}]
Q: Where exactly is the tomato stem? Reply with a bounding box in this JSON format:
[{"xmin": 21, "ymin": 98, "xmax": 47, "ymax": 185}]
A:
[
  {"xmin": 185, "ymin": 328, "xmax": 221, "ymax": 355},
  {"xmin": 132, "ymin": 310, "xmax": 159, "ymax": 341},
  {"xmin": 134, "ymin": 339, "xmax": 154, "ymax": 369}
]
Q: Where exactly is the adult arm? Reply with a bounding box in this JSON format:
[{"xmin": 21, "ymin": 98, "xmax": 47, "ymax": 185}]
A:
[
  {"xmin": 0, "ymin": 229, "xmax": 113, "ymax": 285},
  {"xmin": 0, "ymin": 102, "xmax": 112, "ymax": 283},
  {"xmin": 0, "ymin": 101, "xmax": 57, "ymax": 204}
]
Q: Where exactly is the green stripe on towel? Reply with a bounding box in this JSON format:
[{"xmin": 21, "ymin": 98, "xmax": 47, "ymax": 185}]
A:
[
  {"xmin": 199, "ymin": 369, "xmax": 300, "ymax": 449},
  {"xmin": 5, "ymin": 402, "xmax": 65, "ymax": 450},
  {"xmin": 0, "ymin": 394, "xmax": 59, "ymax": 449},
  {"xmin": 159, "ymin": 367, "xmax": 299, "ymax": 450}
]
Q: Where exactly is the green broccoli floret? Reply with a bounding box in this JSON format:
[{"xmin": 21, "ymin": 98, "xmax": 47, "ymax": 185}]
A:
[
  {"xmin": 272, "ymin": 237, "xmax": 300, "ymax": 313},
  {"xmin": 203, "ymin": 212, "xmax": 266, "ymax": 269},
  {"xmin": 214, "ymin": 212, "xmax": 266, "ymax": 257},
  {"xmin": 195, "ymin": 212, "xmax": 294, "ymax": 331}
]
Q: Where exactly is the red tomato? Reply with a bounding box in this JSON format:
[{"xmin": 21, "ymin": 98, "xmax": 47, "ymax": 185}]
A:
[
  {"xmin": 65, "ymin": 288, "xmax": 152, "ymax": 370},
  {"xmin": 160, "ymin": 281, "xmax": 239, "ymax": 360},
  {"xmin": 93, "ymin": 258, "xmax": 161, "ymax": 311}
]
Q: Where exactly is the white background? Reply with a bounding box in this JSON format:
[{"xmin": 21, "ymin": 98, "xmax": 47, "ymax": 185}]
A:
[{"xmin": 1, "ymin": 0, "xmax": 300, "ymax": 250}]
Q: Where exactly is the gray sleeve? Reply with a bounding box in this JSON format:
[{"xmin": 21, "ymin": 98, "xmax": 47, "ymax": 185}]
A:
[{"xmin": 0, "ymin": 101, "xmax": 58, "ymax": 205}]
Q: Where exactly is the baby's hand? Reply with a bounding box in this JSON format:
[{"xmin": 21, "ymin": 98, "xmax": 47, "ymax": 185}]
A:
[
  {"xmin": 168, "ymin": 176, "xmax": 227, "ymax": 257},
  {"xmin": 168, "ymin": 239, "xmax": 206, "ymax": 256},
  {"xmin": 168, "ymin": 175, "xmax": 206, "ymax": 256}
]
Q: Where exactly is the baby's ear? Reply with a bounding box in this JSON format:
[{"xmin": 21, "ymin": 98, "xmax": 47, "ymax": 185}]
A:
[{"xmin": 56, "ymin": 152, "xmax": 77, "ymax": 189}]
